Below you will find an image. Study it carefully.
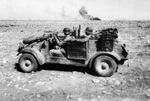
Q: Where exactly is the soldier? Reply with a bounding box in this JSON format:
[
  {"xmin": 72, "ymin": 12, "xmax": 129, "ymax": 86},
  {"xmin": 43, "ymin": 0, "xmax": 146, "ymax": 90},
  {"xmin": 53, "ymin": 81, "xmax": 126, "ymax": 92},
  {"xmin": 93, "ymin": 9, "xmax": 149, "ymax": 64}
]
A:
[
  {"xmin": 49, "ymin": 28, "xmax": 74, "ymax": 56},
  {"xmin": 80, "ymin": 27, "xmax": 94, "ymax": 41}
]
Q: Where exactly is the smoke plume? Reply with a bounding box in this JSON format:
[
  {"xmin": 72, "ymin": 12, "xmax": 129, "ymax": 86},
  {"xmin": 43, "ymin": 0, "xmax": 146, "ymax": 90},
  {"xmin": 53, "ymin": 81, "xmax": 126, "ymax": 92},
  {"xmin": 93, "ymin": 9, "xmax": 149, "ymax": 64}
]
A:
[{"xmin": 79, "ymin": 6, "xmax": 101, "ymax": 20}]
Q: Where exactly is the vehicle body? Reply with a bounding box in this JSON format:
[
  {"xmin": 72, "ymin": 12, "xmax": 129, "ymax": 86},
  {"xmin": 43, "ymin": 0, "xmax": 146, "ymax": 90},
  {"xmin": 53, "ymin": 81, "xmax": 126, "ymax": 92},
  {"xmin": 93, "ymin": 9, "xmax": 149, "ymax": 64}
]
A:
[{"xmin": 17, "ymin": 27, "xmax": 128, "ymax": 77}]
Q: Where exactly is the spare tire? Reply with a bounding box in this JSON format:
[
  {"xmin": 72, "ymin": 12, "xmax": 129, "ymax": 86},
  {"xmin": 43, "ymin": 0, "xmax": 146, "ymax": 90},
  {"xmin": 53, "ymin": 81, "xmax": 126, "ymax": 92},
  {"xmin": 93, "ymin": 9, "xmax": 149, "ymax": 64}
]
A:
[{"xmin": 23, "ymin": 35, "xmax": 39, "ymax": 44}]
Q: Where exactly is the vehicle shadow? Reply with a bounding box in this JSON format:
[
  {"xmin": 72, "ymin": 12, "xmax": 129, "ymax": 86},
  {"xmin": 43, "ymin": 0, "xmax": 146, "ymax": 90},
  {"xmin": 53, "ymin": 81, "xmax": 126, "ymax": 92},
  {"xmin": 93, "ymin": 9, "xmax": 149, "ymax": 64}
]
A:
[
  {"xmin": 41, "ymin": 64, "xmax": 97, "ymax": 76},
  {"xmin": 41, "ymin": 64, "xmax": 86, "ymax": 73},
  {"xmin": 14, "ymin": 63, "xmax": 96, "ymax": 76},
  {"xmin": 14, "ymin": 63, "xmax": 22, "ymax": 72}
]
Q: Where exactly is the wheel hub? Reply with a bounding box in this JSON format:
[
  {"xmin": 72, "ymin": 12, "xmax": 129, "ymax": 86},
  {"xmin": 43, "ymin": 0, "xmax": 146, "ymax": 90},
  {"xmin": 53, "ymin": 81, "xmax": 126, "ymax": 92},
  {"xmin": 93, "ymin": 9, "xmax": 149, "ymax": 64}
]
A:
[
  {"xmin": 98, "ymin": 62, "xmax": 109, "ymax": 71},
  {"xmin": 99, "ymin": 62, "xmax": 109, "ymax": 70},
  {"xmin": 25, "ymin": 60, "xmax": 31, "ymax": 67}
]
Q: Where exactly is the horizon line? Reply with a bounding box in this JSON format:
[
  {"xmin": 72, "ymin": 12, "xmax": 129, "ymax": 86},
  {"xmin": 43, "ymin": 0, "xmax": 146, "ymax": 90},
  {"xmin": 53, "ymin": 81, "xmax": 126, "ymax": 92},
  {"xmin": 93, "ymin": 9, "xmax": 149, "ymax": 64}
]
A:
[{"xmin": 0, "ymin": 19, "xmax": 150, "ymax": 21}]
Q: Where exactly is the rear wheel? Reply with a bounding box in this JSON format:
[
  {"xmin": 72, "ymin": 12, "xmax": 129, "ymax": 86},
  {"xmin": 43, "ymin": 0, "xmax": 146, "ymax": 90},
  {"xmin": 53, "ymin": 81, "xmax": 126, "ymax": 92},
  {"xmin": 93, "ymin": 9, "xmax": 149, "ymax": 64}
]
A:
[
  {"xmin": 93, "ymin": 55, "xmax": 117, "ymax": 77},
  {"xmin": 19, "ymin": 53, "xmax": 38, "ymax": 73}
]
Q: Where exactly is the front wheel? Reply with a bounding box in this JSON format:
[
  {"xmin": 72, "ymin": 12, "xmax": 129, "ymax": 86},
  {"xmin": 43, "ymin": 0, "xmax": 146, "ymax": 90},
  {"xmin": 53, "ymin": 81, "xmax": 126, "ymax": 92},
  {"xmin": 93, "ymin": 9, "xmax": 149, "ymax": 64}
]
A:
[
  {"xmin": 18, "ymin": 53, "xmax": 38, "ymax": 73},
  {"xmin": 93, "ymin": 55, "xmax": 117, "ymax": 77}
]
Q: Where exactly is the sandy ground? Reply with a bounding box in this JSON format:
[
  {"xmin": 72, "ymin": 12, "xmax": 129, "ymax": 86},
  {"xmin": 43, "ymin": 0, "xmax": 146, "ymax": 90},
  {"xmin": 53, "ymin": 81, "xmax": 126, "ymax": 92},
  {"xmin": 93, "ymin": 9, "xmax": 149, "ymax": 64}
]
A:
[{"xmin": 0, "ymin": 20, "xmax": 150, "ymax": 101}]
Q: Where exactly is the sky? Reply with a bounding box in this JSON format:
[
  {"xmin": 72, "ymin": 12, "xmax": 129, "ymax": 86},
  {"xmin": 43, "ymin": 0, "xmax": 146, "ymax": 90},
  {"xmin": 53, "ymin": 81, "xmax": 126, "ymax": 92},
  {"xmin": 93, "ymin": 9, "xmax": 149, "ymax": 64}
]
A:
[{"xmin": 0, "ymin": 0, "xmax": 150, "ymax": 20}]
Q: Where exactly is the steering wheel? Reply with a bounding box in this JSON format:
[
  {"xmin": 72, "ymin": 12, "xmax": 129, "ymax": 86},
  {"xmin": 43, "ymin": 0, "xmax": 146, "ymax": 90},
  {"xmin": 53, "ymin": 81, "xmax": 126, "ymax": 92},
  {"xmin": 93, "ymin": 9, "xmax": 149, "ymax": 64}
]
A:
[{"xmin": 48, "ymin": 31, "xmax": 61, "ymax": 45}]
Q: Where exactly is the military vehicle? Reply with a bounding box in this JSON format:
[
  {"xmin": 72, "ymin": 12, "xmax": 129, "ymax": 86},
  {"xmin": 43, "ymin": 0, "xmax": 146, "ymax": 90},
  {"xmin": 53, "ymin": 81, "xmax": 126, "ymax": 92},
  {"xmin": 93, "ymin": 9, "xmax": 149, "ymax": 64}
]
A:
[{"xmin": 17, "ymin": 25, "xmax": 128, "ymax": 77}]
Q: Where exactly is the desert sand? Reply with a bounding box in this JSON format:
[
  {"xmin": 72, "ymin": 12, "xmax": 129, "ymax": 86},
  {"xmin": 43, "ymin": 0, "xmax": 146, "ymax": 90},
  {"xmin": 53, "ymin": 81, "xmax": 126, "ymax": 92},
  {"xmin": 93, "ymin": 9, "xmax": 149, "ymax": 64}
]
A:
[{"xmin": 0, "ymin": 20, "xmax": 150, "ymax": 101}]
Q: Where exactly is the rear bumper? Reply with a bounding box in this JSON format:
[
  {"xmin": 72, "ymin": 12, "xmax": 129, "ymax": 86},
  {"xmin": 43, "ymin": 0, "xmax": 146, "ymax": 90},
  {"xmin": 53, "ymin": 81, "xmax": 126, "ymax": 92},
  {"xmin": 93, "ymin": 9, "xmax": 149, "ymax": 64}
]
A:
[{"xmin": 119, "ymin": 58, "xmax": 128, "ymax": 65}]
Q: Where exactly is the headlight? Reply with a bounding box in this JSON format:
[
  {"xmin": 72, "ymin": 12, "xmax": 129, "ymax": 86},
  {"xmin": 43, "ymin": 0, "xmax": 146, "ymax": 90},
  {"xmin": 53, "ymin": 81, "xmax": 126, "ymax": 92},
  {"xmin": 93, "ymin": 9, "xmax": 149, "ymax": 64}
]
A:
[{"xmin": 17, "ymin": 43, "xmax": 25, "ymax": 52}]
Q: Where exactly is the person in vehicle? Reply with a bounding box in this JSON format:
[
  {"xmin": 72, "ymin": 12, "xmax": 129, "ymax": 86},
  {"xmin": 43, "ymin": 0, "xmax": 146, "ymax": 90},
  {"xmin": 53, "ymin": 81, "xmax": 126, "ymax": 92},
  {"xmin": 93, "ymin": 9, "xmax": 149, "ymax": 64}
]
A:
[
  {"xmin": 49, "ymin": 28, "xmax": 74, "ymax": 56},
  {"xmin": 79, "ymin": 27, "xmax": 94, "ymax": 42}
]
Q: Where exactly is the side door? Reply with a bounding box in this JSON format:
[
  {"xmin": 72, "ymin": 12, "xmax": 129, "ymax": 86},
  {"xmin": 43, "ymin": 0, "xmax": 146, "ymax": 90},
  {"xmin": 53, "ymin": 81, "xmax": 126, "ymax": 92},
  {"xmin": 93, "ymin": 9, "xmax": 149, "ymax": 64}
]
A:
[{"xmin": 66, "ymin": 39, "xmax": 89, "ymax": 60}]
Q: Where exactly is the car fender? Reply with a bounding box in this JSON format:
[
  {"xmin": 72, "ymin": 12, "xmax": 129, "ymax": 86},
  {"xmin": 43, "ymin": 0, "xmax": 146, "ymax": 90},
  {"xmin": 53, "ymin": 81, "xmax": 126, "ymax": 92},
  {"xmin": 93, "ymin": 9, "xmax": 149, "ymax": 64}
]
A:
[
  {"xmin": 88, "ymin": 51, "xmax": 121, "ymax": 68},
  {"xmin": 19, "ymin": 48, "xmax": 45, "ymax": 65}
]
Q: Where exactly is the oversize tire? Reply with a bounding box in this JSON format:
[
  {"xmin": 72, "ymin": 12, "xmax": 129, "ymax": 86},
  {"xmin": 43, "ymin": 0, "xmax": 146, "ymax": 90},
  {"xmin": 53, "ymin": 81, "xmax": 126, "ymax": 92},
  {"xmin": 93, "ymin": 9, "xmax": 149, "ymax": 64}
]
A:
[
  {"xmin": 94, "ymin": 55, "xmax": 117, "ymax": 77},
  {"xmin": 19, "ymin": 53, "xmax": 38, "ymax": 73}
]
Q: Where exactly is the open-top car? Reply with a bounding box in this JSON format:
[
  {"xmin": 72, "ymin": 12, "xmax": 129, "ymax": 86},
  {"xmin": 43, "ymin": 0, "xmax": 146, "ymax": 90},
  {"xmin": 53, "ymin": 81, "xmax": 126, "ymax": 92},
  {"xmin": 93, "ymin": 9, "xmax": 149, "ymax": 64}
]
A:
[{"xmin": 17, "ymin": 25, "xmax": 128, "ymax": 77}]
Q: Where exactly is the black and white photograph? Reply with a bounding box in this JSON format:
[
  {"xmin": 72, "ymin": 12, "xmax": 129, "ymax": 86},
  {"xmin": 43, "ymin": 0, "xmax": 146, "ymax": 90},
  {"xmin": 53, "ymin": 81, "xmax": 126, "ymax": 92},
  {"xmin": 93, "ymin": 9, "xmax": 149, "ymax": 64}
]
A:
[{"xmin": 0, "ymin": 0, "xmax": 150, "ymax": 100}]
